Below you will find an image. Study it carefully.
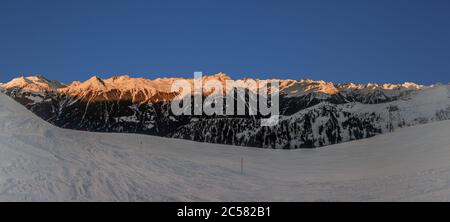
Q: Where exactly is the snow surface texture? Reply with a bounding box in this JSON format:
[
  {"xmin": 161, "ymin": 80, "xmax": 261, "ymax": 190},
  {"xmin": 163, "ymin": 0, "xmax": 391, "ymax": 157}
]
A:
[{"xmin": 1, "ymin": 92, "xmax": 450, "ymax": 201}]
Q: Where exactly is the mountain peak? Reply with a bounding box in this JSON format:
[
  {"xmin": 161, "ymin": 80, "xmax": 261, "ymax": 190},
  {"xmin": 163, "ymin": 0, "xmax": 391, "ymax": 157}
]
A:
[
  {"xmin": 87, "ymin": 75, "xmax": 104, "ymax": 83},
  {"xmin": 76, "ymin": 76, "xmax": 107, "ymax": 91},
  {"xmin": 1, "ymin": 75, "xmax": 64, "ymax": 92},
  {"xmin": 213, "ymin": 72, "xmax": 230, "ymax": 78},
  {"xmin": 401, "ymin": 82, "xmax": 423, "ymax": 89},
  {"xmin": 108, "ymin": 75, "xmax": 131, "ymax": 81},
  {"xmin": 204, "ymin": 73, "xmax": 231, "ymax": 81}
]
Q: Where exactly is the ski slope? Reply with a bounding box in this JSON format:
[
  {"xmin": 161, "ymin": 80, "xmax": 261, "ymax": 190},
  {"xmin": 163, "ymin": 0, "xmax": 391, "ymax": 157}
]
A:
[{"xmin": 1, "ymin": 92, "xmax": 450, "ymax": 201}]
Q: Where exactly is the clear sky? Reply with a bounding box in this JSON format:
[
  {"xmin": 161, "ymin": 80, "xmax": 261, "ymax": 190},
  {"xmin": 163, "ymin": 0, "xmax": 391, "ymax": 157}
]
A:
[{"xmin": 1, "ymin": 0, "xmax": 450, "ymax": 84}]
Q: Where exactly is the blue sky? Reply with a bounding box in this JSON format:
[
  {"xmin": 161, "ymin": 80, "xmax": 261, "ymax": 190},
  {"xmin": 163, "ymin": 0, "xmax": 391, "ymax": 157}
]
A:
[{"xmin": 1, "ymin": 0, "xmax": 450, "ymax": 84}]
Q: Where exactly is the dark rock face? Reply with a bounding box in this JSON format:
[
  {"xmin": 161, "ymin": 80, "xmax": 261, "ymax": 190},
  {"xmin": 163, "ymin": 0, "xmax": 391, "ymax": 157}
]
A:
[{"xmin": 2, "ymin": 85, "xmax": 447, "ymax": 149}]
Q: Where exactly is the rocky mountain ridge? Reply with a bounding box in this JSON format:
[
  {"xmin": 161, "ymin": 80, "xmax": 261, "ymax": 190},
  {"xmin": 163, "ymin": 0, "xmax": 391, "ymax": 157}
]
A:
[{"xmin": 1, "ymin": 74, "xmax": 448, "ymax": 148}]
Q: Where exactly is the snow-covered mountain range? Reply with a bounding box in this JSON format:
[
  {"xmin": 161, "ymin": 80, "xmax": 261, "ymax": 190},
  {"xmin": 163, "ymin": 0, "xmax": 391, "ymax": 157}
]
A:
[
  {"xmin": 1, "ymin": 74, "xmax": 449, "ymax": 148},
  {"xmin": 2, "ymin": 89, "xmax": 450, "ymax": 201}
]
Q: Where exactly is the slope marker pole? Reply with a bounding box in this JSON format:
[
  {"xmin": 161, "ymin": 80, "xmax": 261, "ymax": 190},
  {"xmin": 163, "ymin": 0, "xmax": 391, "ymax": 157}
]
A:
[{"xmin": 241, "ymin": 157, "xmax": 243, "ymax": 175}]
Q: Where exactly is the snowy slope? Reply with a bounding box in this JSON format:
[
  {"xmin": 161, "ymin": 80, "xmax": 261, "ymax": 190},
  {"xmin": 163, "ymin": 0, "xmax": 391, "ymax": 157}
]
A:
[{"xmin": 1, "ymin": 92, "xmax": 450, "ymax": 201}]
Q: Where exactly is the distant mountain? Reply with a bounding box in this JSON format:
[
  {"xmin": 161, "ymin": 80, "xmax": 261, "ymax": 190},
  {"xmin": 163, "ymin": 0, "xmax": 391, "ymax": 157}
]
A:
[{"xmin": 1, "ymin": 74, "xmax": 449, "ymax": 148}]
